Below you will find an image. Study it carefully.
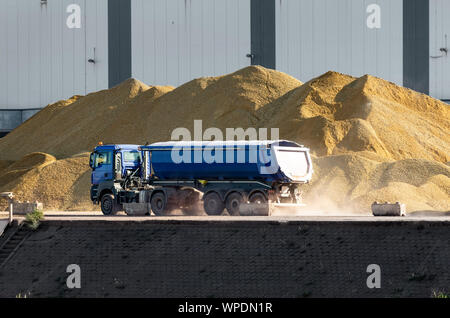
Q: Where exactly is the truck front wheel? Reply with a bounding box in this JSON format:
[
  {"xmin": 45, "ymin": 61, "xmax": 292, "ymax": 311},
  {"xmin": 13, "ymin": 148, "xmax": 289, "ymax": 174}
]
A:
[
  {"xmin": 151, "ymin": 192, "xmax": 167, "ymax": 216},
  {"xmin": 203, "ymin": 192, "xmax": 225, "ymax": 216},
  {"xmin": 101, "ymin": 194, "xmax": 119, "ymax": 216}
]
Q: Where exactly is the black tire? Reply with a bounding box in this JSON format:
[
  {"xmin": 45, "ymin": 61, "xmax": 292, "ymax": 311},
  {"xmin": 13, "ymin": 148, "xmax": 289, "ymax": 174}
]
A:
[
  {"xmin": 101, "ymin": 194, "xmax": 119, "ymax": 216},
  {"xmin": 226, "ymin": 192, "xmax": 244, "ymax": 216},
  {"xmin": 203, "ymin": 192, "xmax": 225, "ymax": 216},
  {"xmin": 151, "ymin": 192, "xmax": 167, "ymax": 216},
  {"xmin": 249, "ymin": 192, "xmax": 269, "ymax": 216}
]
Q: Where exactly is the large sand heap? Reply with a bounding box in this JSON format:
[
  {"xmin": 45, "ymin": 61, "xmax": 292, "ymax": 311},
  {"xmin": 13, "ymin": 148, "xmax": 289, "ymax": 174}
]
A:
[
  {"xmin": 258, "ymin": 71, "xmax": 449, "ymax": 162},
  {"xmin": 0, "ymin": 153, "xmax": 92, "ymax": 211},
  {"xmin": 0, "ymin": 66, "xmax": 300, "ymax": 160},
  {"xmin": 305, "ymin": 154, "xmax": 450, "ymax": 213},
  {"xmin": 0, "ymin": 66, "xmax": 448, "ymax": 213},
  {"xmin": 0, "ymin": 80, "xmax": 152, "ymax": 160},
  {"xmin": 106, "ymin": 65, "xmax": 302, "ymax": 145}
]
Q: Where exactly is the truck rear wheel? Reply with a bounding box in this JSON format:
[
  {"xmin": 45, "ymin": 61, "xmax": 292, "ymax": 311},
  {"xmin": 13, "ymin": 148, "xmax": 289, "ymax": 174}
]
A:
[
  {"xmin": 151, "ymin": 192, "xmax": 168, "ymax": 216},
  {"xmin": 249, "ymin": 192, "xmax": 269, "ymax": 216},
  {"xmin": 101, "ymin": 194, "xmax": 119, "ymax": 216},
  {"xmin": 226, "ymin": 192, "xmax": 244, "ymax": 216},
  {"xmin": 203, "ymin": 192, "xmax": 225, "ymax": 216}
]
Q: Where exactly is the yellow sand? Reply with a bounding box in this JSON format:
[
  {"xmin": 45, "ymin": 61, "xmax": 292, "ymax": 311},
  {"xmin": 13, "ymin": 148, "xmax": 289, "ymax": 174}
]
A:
[
  {"xmin": 0, "ymin": 66, "xmax": 300, "ymax": 160},
  {"xmin": 305, "ymin": 154, "xmax": 450, "ymax": 213},
  {"xmin": 0, "ymin": 153, "xmax": 92, "ymax": 211},
  {"xmin": 0, "ymin": 66, "xmax": 448, "ymax": 213},
  {"xmin": 258, "ymin": 71, "xmax": 449, "ymax": 162}
]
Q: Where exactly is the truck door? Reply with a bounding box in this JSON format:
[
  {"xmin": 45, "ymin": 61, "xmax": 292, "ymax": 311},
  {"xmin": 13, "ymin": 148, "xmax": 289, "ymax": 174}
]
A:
[{"xmin": 92, "ymin": 150, "xmax": 114, "ymax": 184}]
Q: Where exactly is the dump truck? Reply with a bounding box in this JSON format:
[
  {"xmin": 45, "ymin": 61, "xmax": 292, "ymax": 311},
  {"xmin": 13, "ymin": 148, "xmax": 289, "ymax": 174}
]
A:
[{"xmin": 89, "ymin": 140, "xmax": 313, "ymax": 216}]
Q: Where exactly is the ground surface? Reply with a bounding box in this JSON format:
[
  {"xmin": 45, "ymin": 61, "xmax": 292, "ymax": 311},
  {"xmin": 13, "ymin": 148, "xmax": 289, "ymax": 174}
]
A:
[
  {"xmin": 0, "ymin": 212, "xmax": 449, "ymax": 298},
  {"xmin": 2, "ymin": 210, "xmax": 450, "ymax": 222}
]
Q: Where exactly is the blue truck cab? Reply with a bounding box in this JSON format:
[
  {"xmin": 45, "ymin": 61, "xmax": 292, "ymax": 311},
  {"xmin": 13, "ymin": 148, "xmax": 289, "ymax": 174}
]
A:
[{"xmin": 89, "ymin": 143, "xmax": 142, "ymax": 214}]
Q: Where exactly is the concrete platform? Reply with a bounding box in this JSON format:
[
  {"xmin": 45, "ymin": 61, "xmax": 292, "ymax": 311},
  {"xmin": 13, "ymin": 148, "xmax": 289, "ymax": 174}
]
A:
[{"xmin": 2, "ymin": 211, "xmax": 449, "ymax": 223}]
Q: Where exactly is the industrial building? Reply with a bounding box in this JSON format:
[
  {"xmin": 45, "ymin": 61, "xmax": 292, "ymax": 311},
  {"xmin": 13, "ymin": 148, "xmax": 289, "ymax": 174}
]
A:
[{"xmin": 0, "ymin": 0, "xmax": 446, "ymax": 135}]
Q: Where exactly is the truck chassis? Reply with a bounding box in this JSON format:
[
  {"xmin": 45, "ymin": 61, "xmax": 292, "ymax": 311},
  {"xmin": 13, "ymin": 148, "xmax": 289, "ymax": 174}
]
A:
[{"xmin": 92, "ymin": 179, "xmax": 302, "ymax": 216}]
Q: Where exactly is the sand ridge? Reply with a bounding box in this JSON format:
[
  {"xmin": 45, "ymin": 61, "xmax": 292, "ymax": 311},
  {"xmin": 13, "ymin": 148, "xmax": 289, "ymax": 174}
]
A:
[{"xmin": 0, "ymin": 66, "xmax": 448, "ymax": 213}]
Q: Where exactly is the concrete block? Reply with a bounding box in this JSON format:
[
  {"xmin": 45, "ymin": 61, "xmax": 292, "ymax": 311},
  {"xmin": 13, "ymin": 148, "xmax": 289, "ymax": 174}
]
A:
[
  {"xmin": 13, "ymin": 201, "xmax": 44, "ymax": 215},
  {"xmin": 372, "ymin": 202, "xmax": 406, "ymax": 216}
]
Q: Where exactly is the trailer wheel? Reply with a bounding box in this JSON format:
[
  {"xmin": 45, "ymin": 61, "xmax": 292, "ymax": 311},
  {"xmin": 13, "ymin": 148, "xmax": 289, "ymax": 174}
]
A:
[
  {"xmin": 101, "ymin": 194, "xmax": 119, "ymax": 216},
  {"xmin": 249, "ymin": 192, "xmax": 269, "ymax": 216},
  {"xmin": 226, "ymin": 192, "xmax": 244, "ymax": 216},
  {"xmin": 151, "ymin": 192, "xmax": 167, "ymax": 216},
  {"xmin": 203, "ymin": 192, "xmax": 225, "ymax": 216}
]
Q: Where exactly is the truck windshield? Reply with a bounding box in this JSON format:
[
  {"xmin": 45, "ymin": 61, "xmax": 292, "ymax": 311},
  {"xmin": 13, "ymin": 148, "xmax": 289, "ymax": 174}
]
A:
[
  {"xmin": 95, "ymin": 151, "xmax": 112, "ymax": 167},
  {"xmin": 123, "ymin": 151, "xmax": 141, "ymax": 162}
]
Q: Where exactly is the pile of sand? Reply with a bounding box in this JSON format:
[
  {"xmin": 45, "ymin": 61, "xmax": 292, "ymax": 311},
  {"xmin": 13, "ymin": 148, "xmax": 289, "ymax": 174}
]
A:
[
  {"xmin": 0, "ymin": 153, "xmax": 92, "ymax": 211},
  {"xmin": 0, "ymin": 66, "xmax": 300, "ymax": 160},
  {"xmin": 0, "ymin": 66, "xmax": 448, "ymax": 213},
  {"xmin": 0, "ymin": 80, "xmax": 151, "ymax": 160},
  {"xmin": 257, "ymin": 71, "xmax": 449, "ymax": 162},
  {"xmin": 305, "ymin": 154, "xmax": 450, "ymax": 213}
]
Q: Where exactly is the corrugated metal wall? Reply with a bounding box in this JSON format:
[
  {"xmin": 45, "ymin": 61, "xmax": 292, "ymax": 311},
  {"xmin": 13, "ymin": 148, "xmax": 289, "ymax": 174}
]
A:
[
  {"xmin": 0, "ymin": 0, "xmax": 443, "ymax": 112},
  {"xmin": 275, "ymin": 0, "xmax": 403, "ymax": 85},
  {"xmin": 0, "ymin": 0, "xmax": 108, "ymax": 110},
  {"xmin": 430, "ymin": 0, "xmax": 450, "ymax": 100},
  {"xmin": 131, "ymin": 0, "xmax": 252, "ymax": 87}
]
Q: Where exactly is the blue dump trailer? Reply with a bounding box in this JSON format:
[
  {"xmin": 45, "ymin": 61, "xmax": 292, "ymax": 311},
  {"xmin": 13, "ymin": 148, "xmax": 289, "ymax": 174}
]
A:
[{"xmin": 89, "ymin": 140, "xmax": 313, "ymax": 216}]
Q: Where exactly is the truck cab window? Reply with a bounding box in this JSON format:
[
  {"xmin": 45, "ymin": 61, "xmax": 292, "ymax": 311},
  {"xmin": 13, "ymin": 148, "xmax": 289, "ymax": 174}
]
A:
[
  {"xmin": 95, "ymin": 151, "xmax": 112, "ymax": 168},
  {"xmin": 123, "ymin": 151, "xmax": 141, "ymax": 163}
]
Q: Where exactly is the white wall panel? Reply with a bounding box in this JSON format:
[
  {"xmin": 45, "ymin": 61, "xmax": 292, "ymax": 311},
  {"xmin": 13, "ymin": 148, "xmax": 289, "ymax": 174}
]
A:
[
  {"xmin": 50, "ymin": 0, "xmax": 64, "ymax": 106},
  {"xmin": 0, "ymin": 0, "xmax": 7, "ymax": 108},
  {"xmin": 85, "ymin": 0, "xmax": 109, "ymax": 95},
  {"xmin": 0, "ymin": 0, "xmax": 108, "ymax": 110},
  {"xmin": 430, "ymin": 0, "xmax": 450, "ymax": 100},
  {"xmin": 17, "ymin": 0, "xmax": 29, "ymax": 108},
  {"xmin": 131, "ymin": 0, "xmax": 252, "ymax": 87},
  {"xmin": 6, "ymin": 0, "xmax": 19, "ymax": 108},
  {"xmin": 28, "ymin": 0, "xmax": 41, "ymax": 109},
  {"xmin": 276, "ymin": 0, "xmax": 403, "ymax": 85}
]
